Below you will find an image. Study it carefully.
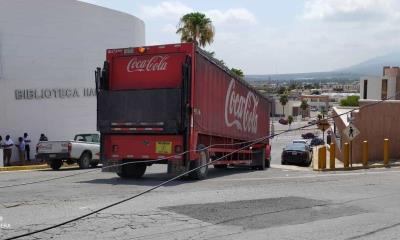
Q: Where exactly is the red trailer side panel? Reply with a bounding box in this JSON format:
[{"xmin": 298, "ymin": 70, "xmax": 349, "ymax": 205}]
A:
[{"xmin": 193, "ymin": 53, "xmax": 270, "ymax": 141}]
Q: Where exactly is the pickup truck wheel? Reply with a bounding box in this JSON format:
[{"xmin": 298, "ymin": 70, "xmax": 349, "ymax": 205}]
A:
[
  {"xmin": 79, "ymin": 153, "xmax": 91, "ymax": 169},
  {"xmin": 189, "ymin": 145, "xmax": 209, "ymax": 180},
  {"xmin": 50, "ymin": 159, "xmax": 62, "ymax": 170},
  {"xmin": 117, "ymin": 162, "xmax": 146, "ymax": 178},
  {"xmin": 90, "ymin": 161, "xmax": 99, "ymax": 168}
]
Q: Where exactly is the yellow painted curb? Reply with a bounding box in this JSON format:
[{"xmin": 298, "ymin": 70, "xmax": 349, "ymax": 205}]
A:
[
  {"xmin": 0, "ymin": 164, "xmax": 49, "ymax": 172},
  {"xmin": 313, "ymin": 163, "xmax": 400, "ymax": 172}
]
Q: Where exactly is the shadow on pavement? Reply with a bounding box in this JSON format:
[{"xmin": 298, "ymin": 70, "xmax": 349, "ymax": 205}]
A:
[{"xmin": 77, "ymin": 166, "xmax": 267, "ymax": 187}]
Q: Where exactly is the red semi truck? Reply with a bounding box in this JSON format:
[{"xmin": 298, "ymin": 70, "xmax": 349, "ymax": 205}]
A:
[{"xmin": 96, "ymin": 43, "xmax": 271, "ymax": 179}]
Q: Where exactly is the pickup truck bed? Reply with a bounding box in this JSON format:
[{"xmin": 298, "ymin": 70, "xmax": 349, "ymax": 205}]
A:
[{"xmin": 36, "ymin": 133, "xmax": 100, "ymax": 170}]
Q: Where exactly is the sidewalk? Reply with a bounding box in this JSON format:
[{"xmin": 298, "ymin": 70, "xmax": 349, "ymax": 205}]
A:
[
  {"xmin": 313, "ymin": 145, "xmax": 400, "ymax": 171},
  {"xmin": 0, "ymin": 158, "xmax": 50, "ymax": 171}
]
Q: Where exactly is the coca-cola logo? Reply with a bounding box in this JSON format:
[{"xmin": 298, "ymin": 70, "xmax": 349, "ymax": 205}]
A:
[
  {"xmin": 224, "ymin": 79, "xmax": 259, "ymax": 134},
  {"xmin": 127, "ymin": 55, "xmax": 169, "ymax": 72}
]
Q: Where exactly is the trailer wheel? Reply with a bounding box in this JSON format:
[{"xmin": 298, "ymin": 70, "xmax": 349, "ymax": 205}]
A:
[
  {"xmin": 252, "ymin": 148, "xmax": 266, "ymax": 170},
  {"xmin": 265, "ymin": 157, "xmax": 271, "ymax": 168},
  {"xmin": 214, "ymin": 164, "xmax": 228, "ymax": 169},
  {"xmin": 49, "ymin": 159, "xmax": 62, "ymax": 170},
  {"xmin": 189, "ymin": 145, "xmax": 209, "ymax": 180},
  {"xmin": 79, "ymin": 152, "xmax": 91, "ymax": 169},
  {"xmin": 117, "ymin": 162, "xmax": 147, "ymax": 179}
]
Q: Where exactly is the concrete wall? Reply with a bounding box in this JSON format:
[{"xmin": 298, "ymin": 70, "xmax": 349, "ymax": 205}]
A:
[
  {"xmin": 360, "ymin": 76, "xmax": 381, "ymax": 100},
  {"xmin": 274, "ymin": 100, "xmax": 301, "ymax": 117},
  {"xmin": 333, "ymin": 101, "xmax": 400, "ymax": 163},
  {"xmin": 0, "ymin": 0, "xmax": 145, "ymax": 162}
]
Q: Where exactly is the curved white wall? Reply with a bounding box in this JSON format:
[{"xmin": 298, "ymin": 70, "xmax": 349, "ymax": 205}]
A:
[{"xmin": 0, "ymin": 0, "xmax": 145, "ymax": 162}]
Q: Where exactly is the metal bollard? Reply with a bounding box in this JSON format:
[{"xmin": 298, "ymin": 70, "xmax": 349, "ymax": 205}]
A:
[
  {"xmin": 383, "ymin": 138, "xmax": 390, "ymax": 166},
  {"xmin": 343, "ymin": 143, "xmax": 349, "ymax": 168},
  {"xmin": 318, "ymin": 146, "xmax": 327, "ymax": 170},
  {"xmin": 362, "ymin": 141, "xmax": 368, "ymax": 167},
  {"xmin": 330, "ymin": 143, "xmax": 335, "ymax": 169}
]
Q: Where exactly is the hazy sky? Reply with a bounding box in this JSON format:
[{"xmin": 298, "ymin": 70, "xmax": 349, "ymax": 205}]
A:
[{"xmin": 80, "ymin": 0, "xmax": 400, "ymax": 74}]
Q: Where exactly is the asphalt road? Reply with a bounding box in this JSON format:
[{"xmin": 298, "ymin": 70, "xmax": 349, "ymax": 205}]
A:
[{"xmin": 2, "ymin": 123, "xmax": 400, "ymax": 240}]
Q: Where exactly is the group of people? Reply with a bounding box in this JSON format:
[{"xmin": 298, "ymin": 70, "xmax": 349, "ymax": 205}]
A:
[{"xmin": 0, "ymin": 133, "xmax": 48, "ymax": 166}]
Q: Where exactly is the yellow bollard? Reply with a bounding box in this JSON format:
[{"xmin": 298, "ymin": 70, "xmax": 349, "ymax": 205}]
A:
[
  {"xmin": 383, "ymin": 138, "xmax": 390, "ymax": 166},
  {"xmin": 318, "ymin": 146, "xmax": 326, "ymax": 170},
  {"xmin": 330, "ymin": 143, "xmax": 335, "ymax": 169},
  {"xmin": 362, "ymin": 141, "xmax": 368, "ymax": 167},
  {"xmin": 343, "ymin": 143, "xmax": 349, "ymax": 168}
]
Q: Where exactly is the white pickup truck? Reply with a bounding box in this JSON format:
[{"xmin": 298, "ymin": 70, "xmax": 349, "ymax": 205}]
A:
[{"xmin": 36, "ymin": 133, "xmax": 100, "ymax": 170}]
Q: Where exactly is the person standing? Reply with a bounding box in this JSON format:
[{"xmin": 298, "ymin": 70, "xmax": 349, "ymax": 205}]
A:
[
  {"xmin": 0, "ymin": 135, "xmax": 4, "ymax": 166},
  {"xmin": 3, "ymin": 135, "xmax": 14, "ymax": 166},
  {"xmin": 16, "ymin": 137, "xmax": 26, "ymax": 165},
  {"xmin": 23, "ymin": 133, "xmax": 31, "ymax": 161}
]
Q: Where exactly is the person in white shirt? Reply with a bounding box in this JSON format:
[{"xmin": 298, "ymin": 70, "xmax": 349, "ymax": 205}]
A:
[
  {"xmin": 3, "ymin": 135, "xmax": 14, "ymax": 166},
  {"xmin": 0, "ymin": 135, "xmax": 3, "ymax": 166},
  {"xmin": 16, "ymin": 137, "xmax": 26, "ymax": 164},
  {"xmin": 24, "ymin": 133, "xmax": 31, "ymax": 161}
]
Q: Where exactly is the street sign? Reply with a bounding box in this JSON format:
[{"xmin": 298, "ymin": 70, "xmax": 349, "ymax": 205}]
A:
[
  {"xmin": 343, "ymin": 123, "xmax": 360, "ymax": 141},
  {"xmin": 317, "ymin": 119, "xmax": 330, "ymax": 131}
]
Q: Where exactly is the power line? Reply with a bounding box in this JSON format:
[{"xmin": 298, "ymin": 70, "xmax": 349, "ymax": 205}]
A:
[{"xmin": 5, "ymin": 92, "xmax": 399, "ymax": 240}]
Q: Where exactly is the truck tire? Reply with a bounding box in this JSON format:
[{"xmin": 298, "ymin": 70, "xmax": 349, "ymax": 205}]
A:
[
  {"xmin": 252, "ymin": 148, "xmax": 266, "ymax": 170},
  {"xmin": 79, "ymin": 152, "xmax": 91, "ymax": 169},
  {"xmin": 189, "ymin": 145, "xmax": 209, "ymax": 180},
  {"xmin": 50, "ymin": 159, "xmax": 62, "ymax": 170},
  {"xmin": 90, "ymin": 161, "xmax": 99, "ymax": 168},
  {"xmin": 265, "ymin": 156, "xmax": 271, "ymax": 168},
  {"xmin": 214, "ymin": 164, "xmax": 228, "ymax": 169},
  {"xmin": 117, "ymin": 162, "xmax": 146, "ymax": 179}
]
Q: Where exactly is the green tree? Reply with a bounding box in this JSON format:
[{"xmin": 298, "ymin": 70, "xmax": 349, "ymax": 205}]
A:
[
  {"xmin": 288, "ymin": 115, "xmax": 294, "ymax": 128},
  {"xmin": 340, "ymin": 96, "xmax": 360, "ymax": 107},
  {"xmin": 277, "ymin": 86, "xmax": 286, "ymax": 95},
  {"xmin": 231, "ymin": 68, "xmax": 244, "ymax": 78},
  {"xmin": 300, "ymin": 100, "xmax": 309, "ymax": 118},
  {"xmin": 176, "ymin": 12, "xmax": 215, "ymax": 47},
  {"xmin": 279, "ymin": 94, "xmax": 289, "ymax": 117},
  {"xmin": 204, "ymin": 50, "xmax": 225, "ymax": 65},
  {"xmin": 300, "ymin": 100, "xmax": 309, "ymax": 111}
]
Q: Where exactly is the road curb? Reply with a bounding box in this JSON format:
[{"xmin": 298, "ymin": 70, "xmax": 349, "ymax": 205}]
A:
[
  {"xmin": 0, "ymin": 164, "xmax": 50, "ymax": 172},
  {"xmin": 313, "ymin": 163, "xmax": 400, "ymax": 172}
]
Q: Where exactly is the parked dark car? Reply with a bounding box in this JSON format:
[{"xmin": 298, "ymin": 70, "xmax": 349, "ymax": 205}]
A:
[
  {"xmin": 281, "ymin": 143, "xmax": 312, "ymax": 167},
  {"xmin": 310, "ymin": 137, "xmax": 325, "ymax": 146},
  {"xmin": 279, "ymin": 118, "xmax": 288, "ymax": 125},
  {"xmin": 302, "ymin": 132, "xmax": 316, "ymax": 139},
  {"xmin": 308, "ymin": 119, "xmax": 317, "ymax": 125}
]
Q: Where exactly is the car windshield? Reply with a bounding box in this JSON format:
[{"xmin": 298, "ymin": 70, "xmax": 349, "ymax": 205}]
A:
[
  {"xmin": 285, "ymin": 143, "xmax": 307, "ymax": 151},
  {"xmin": 74, "ymin": 134, "xmax": 99, "ymax": 143}
]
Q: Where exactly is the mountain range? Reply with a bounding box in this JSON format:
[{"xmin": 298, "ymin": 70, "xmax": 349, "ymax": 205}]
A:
[{"xmin": 246, "ymin": 52, "xmax": 400, "ymax": 82}]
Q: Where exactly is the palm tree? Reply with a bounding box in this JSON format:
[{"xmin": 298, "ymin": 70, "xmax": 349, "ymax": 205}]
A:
[
  {"xmin": 300, "ymin": 100, "xmax": 309, "ymax": 118},
  {"xmin": 279, "ymin": 94, "xmax": 289, "ymax": 117},
  {"xmin": 231, "ymin": 68, "xmax": 244, "ymax": 78},
  {"xmin": 176, "ymin": 12, "xmax": 215, "ymax": 47}
]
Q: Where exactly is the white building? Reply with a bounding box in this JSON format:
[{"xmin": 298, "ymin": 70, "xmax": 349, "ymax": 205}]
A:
[
  {"xmin": 360, "ymin": 67, "xmax": 400, "ymax": 100},
  {"xmin": 0, "ymin": 0, "xmax": 145, "ymax": 162}
]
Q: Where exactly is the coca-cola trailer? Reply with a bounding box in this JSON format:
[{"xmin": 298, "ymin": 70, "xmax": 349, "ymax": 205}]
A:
[{"xmin": 96, "ymin": 43, "xmax": 271, "ymax": 179}]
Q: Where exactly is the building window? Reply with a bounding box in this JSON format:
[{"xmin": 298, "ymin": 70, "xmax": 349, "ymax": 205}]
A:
[
  {"xmin": 382, "ymin": 79, "xmax": 388, "ymax": 100},
  {"xmin": 363, "ymin": 80, "xmax": 368, "ymax": 99}
]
